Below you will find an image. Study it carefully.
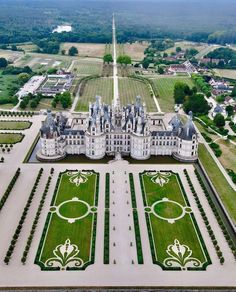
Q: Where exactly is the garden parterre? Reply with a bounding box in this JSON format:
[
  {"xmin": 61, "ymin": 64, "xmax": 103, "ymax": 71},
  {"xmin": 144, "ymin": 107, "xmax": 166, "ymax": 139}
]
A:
[
  {"xmin": 139, "ymin": 170, "xmax": 211, "ymax": 270},
  {"xmin": 35, "ymin": 170, "xmax": 99, "ymax": 271}
]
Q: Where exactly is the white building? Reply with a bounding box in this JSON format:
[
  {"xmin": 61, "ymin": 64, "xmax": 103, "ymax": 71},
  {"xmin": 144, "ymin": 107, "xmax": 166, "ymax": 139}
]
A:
[{"xmin": 37, "ymin": 96, "xmax": 199, "ymax": 162}]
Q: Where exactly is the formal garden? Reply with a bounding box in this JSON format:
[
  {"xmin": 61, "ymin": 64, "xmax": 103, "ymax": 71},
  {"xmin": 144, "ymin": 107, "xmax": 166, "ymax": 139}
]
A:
[
  {"xmin": 35, "ymin": 170, "xmax": 99, "ymax": 271},
  {"xmin": 139, "ymin": 170, "xmax": 211, "ymax": 270}
]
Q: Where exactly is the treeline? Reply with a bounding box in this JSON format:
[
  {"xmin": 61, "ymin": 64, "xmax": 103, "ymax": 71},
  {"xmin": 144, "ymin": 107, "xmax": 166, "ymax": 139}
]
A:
[{"xmin": 1, "ymin": 0, "xmax": 236, "ymax": 46}]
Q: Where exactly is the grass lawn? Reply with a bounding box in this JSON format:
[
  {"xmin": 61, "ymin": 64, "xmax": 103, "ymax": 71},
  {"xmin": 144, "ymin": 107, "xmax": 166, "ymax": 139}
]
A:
[
  {"xmin": 36, "ymin": 170, "xmax": 99, "ymax": 270},
  {"xmin": 0, "ymin": 121, "xmax": 31, "ymax": 130},
  {"xmin": 119, "ymin": 77, "xmax": 157, "ymax": 112},
  {"xmin": 0, "ymin": 70, "xmax": 20, "ymax": 101},
  {"xmin": 140, "ymin": 171, "xmax": 210, "ymax": 270},
  {"xmin": 75, "ymin": 77, "xmax": 113, "ymax": 112},
  {"xmin": 0, "ymin": 133, "xmax": 24, "ymax": 144},
  {"xmin": 198, "ymin": 143, "xmax": 236, "ymax": 224},
  {"xmin": 72, "ymin": 59, "xmax": 103, "ymax": 76},
  {"xmin": 152, "ymin": 76, "xmax": 194, "ymax": 112}
]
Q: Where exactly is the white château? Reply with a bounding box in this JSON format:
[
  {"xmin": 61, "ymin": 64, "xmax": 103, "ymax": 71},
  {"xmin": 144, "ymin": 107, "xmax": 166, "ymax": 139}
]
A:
[{"xmin": 37, "ymin": 96, "xmax": 198, "ymax": 162}]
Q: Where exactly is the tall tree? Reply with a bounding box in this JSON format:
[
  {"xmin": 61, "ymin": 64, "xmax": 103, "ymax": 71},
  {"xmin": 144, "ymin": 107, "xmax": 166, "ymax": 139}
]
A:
[{"xmin": 68, "ymin": 46, "xmax": 78, "ymax": 56}]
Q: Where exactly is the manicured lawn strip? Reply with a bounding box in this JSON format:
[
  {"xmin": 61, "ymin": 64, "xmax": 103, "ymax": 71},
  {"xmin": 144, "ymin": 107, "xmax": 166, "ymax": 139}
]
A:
[
  {"xmin": 0, "ymin": 120, "xmax": 32, "ymax": 130},
  {"xmin": 4, "ymin": 168, "xmax": 43, "ymax": 264},
  {"xmin": 129, "ymin": 173, "xmax": 137, "ymax": 208},
  {"xmin": 0, "ymin": 133, "xmax": 24, "ymax": 144},
  {"xmin": 104, "ymin": 210, "xmax": 110, "ymax": 264},
  {"xmin": 104, "ymin": 173, "xmax": 110, "ymax": 264},
  {"xmin": 133, "ymin": 210, "xmax": 144, "ymax": 264},
  {"xmin": 198, "ymin": 144, "xmax": 236, "ymax": 224},
  {"xmin": 140, "ymin": 171, "xmax": 210, "ymax": 270},
  {"xmin": 35, "ymin": 170, "xmax": 99, "ymax": 270},
  {"xmin": 21, "ymin": 171, "xmax": 53, "ymax": 264},
  {"xmin": 0, "ymin": 168, "xmax": 20, "ymax": 212}
]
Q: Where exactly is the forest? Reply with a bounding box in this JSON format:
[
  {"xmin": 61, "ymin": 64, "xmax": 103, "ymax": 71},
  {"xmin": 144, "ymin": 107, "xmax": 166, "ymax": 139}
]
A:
[{"xmin": 0, "ymin": 0, "xmax": 236, "ymax": 46}]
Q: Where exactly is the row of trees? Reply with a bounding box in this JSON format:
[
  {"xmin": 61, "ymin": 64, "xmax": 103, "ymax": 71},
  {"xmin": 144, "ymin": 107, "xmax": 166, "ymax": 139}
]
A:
[{"xmin": 4, "ymin": 168, "xmax": 43, "ymax": 265}]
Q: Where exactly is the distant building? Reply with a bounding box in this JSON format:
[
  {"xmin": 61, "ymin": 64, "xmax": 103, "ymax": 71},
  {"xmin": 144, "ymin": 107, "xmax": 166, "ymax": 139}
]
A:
[
  {"xmin": 37, "ymin": 73, "xmax": 74, "ymax": 96},
  {"xmin": 37, "ymin": 96, "xmax": 199, "ymax": 162},
  {"xmin": 167, "ymin": 61, "xmax": 197, "ymax": 75},
  {"xmin": 200, "ymin": 58, "xmax": 225, "ymax": 65},
  {"xmin": 16, "ymin": 76, "xmax": 46, "ymax": 98}
]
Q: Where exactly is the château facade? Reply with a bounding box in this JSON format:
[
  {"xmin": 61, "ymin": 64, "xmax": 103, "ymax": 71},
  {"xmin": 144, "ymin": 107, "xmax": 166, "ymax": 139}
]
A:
[{"xmin": 37, "ymin": 96, "xmax": 199, "ymax": 162}]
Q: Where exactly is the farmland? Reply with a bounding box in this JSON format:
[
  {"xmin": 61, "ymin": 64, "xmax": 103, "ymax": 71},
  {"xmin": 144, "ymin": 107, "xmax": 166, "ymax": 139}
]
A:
[
  {"xmin": 119, "ymin": 77, "xmax": 157, "ymax": 111},
  {"xmin": 0, "ymin": 49, "xmax": 23, "ymax": 63},
  {"xmin": 75, "ymin": 77, "xmax": 113, "ymax": 112},
  {"xmin": 213, "ymin": 69, "xmax": 236, "ymax": 80},
  {"xmin": 152, "ymin": 76, "xmax": 194, "ymax": 112},
  {"xmin": 60, "ymin": 43, "xmax": 106, "ymax": 58}
]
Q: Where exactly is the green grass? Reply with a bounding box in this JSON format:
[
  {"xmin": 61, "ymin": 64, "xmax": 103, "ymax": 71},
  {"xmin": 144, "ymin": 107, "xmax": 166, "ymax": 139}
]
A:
[
  {"xmin": 152, "ymin": 76, "xmax": 194, "ymax": 112},
  {"xmin": 36, "ymin": 171, "xmax": 98, "ymax": 270},
  {"xmin": 198, "ymin": 143, "xmax": 236, "ymax": 224},
  {"xmin": 0, "ymin": 133, "xmax": 24, "ymax": 144},
  {"xmin": 0, "ymin": 70, "xmax": 20, "ymax": 101},
  {"xmin": 73, "ymin": 60, "xmax": 102, "ymax": 76},
  {"xmin": 140, "ymin": 171, "xmax": 210, "ymax": 269},
  {"xmin": 0, "ymin": 121, "xmax": 31, "ymax": 130},
  {"xmin": 75, "ymin": 77, "xmax": 113, "ymax": 112},
  {"xmin": 154, "ymin": 201, "xmax": 183, "ymax": 219},
  {"xmin": 119, "ymin": 78, "xmax": 157, "ymax": 112}
]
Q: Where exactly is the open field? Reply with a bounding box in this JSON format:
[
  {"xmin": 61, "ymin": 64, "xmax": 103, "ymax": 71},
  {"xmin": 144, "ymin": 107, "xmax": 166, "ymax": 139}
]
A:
[
  {"xmin": 75, "ymin": 77, "xmax": 113, "ymax": 112},
  {"xmin": 198, "ymin": 143, "xmax": 236, "ymax": 225},
  {"xmin": 16, "ymin": 43, "xmax": 38, "ymax": 52},
  {"xmin": 213, "ymin": 69, "xmax": 236, "ymax": 80},
  {"xmin": 71, "ymin": 59, "xmax": 103, "ymax": 76},
  {"xmin": 119, "ymin": 77, "xmax": 157, "ymax": 111},
  {"xmin": 0, "ymin": 133, "xmax": 24, "ymax": 144},
  {"xmin": 0, "ymin": 49, "xmax": 23, "ymax": 63},
  {"xmin": 164, "ymin": 41, "xmax": 208, "ymax": 55},
  {"xmin": 0, "ymin": 70, "xmax": 20, "ymax": 101},
  {"xmin": 35, "ymin": 170, "xmax": 98, "ymax": 270},
  {"xmin": 0, "ymin": 121, "xmax": 31, "ymax": 130},
  {"xmin": 195, "ymin": 121, "xmax": 236, "ymax": 173},
  {"xmin": 140, "ymin": 170, "xmax": 210, "ymax": 270},
  {"xmin": 15, "ymin": 53, "xmax": 74, "ymax": 73},
  {"xmin": 124, "ymin": 42, "xmax": 149, "ymax": 61},
  {"xmin": 152, "ymin": 76, "xmax": 194, "ymax": 112},
  {"xmin": 60, "ymin": 43, "xmax": 106, "ymax": 58},
  {"xmin": 218, "ymin": 140, "xmax": 236, "ymax": 173}
]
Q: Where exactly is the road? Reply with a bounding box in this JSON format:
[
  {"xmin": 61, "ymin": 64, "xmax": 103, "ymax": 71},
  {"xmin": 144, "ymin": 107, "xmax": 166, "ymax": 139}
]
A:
[{"xmin": 112, "ymin": 14, "xmax": 119, "ymax": 107}]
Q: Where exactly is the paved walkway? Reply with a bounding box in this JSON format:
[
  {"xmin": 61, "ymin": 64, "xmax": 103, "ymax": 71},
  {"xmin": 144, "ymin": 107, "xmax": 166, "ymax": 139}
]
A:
[{"xmin": 0, "ymin": 158, "xmax": 236, "ymax": 287}]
